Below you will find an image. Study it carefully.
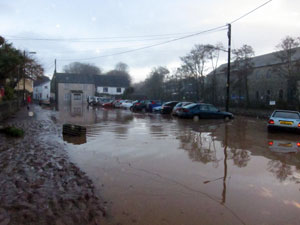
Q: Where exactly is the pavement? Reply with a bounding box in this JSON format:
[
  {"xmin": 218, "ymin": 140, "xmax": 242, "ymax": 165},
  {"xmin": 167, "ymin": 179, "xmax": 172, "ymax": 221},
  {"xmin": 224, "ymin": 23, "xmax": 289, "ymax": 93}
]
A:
[{"xmin": 0, "ymin": 105, "xmax": 105, "ymax": 225}]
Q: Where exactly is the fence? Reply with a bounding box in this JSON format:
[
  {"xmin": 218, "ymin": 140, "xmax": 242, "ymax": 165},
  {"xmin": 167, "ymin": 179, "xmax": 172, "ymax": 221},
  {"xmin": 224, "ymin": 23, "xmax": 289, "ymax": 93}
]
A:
[{"xmin": 0, "ymin": 100, "xmax": 20, "ymax": 121}]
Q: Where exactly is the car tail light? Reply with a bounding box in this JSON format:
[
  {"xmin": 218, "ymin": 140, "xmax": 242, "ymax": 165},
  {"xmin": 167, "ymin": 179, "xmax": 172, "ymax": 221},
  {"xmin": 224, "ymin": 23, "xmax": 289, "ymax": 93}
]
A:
[
  {"xmin": 268, "ymin": 141, "xmax": 273, "ymax": 146},
  {"xmin": 183, "ymin": 109, "xmax": 189, "ymax": 112},
  {"xmin": 297, "ymin": 142, "xmax": 300, "ymax": 147},
  {"xmin": 268, "ymin": 119, "xmax": 274, "ymax": 124},
  {"xmin": 298, "ymin": 123, "xmax": 300, "ymax": 127},
  {"xmin": 136, "ymin": 103, "xmax": 140, "ymax": 106}
]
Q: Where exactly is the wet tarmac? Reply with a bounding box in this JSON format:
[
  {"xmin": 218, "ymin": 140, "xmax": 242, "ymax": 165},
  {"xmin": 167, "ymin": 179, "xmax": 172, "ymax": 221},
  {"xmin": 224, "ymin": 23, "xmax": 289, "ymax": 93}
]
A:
[{"xmin": 58, "ymin": 105, "xmax": 300, "ymax": 225}]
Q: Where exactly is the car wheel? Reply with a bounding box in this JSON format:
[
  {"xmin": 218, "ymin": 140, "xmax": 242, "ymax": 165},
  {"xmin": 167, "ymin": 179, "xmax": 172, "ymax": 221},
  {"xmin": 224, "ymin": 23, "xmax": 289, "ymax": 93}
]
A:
[
  {"xmin": 193, "ymin": 115, "xmax": 199, "ymax": 122},
  {"xmin": 224, "ymin": 116, "xmax": 230, "ymax": 121}
]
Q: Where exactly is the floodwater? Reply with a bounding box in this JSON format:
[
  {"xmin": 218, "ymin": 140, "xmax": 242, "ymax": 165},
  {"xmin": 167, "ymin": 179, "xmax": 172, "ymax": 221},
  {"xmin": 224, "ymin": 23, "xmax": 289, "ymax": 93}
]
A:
[{"xmin": 57, "ymin": 104, "xmax": 300, "ymax": 225}]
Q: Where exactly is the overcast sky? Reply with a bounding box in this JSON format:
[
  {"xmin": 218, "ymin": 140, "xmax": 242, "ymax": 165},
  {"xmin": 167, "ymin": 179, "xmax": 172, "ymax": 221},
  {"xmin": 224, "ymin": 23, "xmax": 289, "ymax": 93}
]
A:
[{"xmin": 1, "ymin": 0, "xmax": 299, "ymax": 82}]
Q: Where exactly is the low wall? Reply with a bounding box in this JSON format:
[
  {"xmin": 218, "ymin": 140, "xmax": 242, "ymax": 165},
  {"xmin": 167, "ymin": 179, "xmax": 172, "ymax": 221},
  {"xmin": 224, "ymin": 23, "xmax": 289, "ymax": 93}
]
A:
[
  {"xmin": 0, "ymin": 100, "xmax": 20, "ymax": 121},
  {"xmin": 227, "ymin": 107, "xmax": 274, "ymax": 119}
]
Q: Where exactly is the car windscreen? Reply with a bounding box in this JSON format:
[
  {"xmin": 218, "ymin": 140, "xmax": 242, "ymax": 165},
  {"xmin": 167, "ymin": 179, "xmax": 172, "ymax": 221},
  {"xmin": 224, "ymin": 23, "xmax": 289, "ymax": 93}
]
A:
[
  {"xmin": 273, "ymin": 111, "xmax": 300, "ymax": 119},
  {"xmin": 185, "ymin": 103, "xmax": 197, "ymax": 108}
]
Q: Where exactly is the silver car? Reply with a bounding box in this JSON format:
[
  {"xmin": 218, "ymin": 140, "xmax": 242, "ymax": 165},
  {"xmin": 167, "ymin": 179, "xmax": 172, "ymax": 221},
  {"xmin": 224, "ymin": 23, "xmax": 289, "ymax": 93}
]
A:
[{"xmin": 268, "ymin": 110, "xmax": 300, "ymax": 132}]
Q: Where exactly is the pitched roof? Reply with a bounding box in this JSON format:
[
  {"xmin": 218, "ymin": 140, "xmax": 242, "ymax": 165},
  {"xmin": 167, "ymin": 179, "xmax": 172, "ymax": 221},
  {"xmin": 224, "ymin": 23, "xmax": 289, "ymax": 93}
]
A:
[
  {"xmin": 54, "ymin": 73, "xmax": 130, "ymax": 87},
  {"xmin": 55, "ymin": 73, "xmax": 95, "ymax": 84},
  {"xmin": 213, "ymin": 47, "xmax": 300, "ymax": 74},
  {"xmin": 34, "ymin": 76, "xmax": 50, "ymax": 86},
  {"xmin": 94, "ymin": 74, "xmax": 130, "ymax": 87}
]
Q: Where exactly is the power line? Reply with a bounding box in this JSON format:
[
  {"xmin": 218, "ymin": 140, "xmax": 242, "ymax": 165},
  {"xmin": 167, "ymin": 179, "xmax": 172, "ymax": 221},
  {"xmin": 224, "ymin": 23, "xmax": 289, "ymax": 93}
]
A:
[
  {"xmin": 230, "ymin": 0, "xmax": 273, "ymax": 24},
  {"xmin": 4, "ymin": 30, "xmax": 207, "ymax": 42},
  {"xmin": 9, "ymin": 0, "xmax": 273, "ymax": 64},
  {"xmin": 7, "ymin": 36, "xmax": 188, "ymax": 43},
  {"xmin": 57, "ymin": 0, "xmax": 272, "ymax": 62},
  {"xmin": 59, "ymin": 26, "xmax": 227, "ymax": 61}
]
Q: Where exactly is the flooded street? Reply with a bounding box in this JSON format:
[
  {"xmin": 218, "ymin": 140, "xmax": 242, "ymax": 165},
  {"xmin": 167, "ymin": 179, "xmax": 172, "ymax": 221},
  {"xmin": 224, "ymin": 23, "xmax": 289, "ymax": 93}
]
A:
[{"xmin": 58, "ymin": 105, "xmax": 300, "ymax": 225}]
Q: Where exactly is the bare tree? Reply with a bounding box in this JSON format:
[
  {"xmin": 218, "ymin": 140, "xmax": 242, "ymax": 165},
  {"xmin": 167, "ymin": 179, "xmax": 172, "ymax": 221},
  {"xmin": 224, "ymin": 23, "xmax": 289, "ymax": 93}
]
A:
[
  {"xmin": 115, "ymin": 62, "xmax": 129, "ymax": 73},
  {"xmin": 144, "ymin": 66, "xmax": 169, "ymax": 100},
  {"xmin": 180, "ymin": 44, "xmax": 216, "ymax": 101},
  {"xmin": 274, "ymin": 36, "xmax": 300, "ymax": 106},
  {"xmin": 206, "ymin": 43, "xmax": 224, "ymax": 104},
  {"xmin": 63, "ymin": 62, "xmax": 102, "ymax": 74},
  {"xmin": 232, "ymin": 45, "xmax": 255, "ymax": 107}
]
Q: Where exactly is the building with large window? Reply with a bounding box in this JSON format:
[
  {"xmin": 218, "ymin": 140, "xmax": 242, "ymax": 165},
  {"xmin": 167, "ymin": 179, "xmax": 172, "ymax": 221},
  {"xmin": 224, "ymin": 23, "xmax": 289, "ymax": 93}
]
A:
[{"xmin": 205, "ymin": 47, "xmax": 300, "ymax": 108}]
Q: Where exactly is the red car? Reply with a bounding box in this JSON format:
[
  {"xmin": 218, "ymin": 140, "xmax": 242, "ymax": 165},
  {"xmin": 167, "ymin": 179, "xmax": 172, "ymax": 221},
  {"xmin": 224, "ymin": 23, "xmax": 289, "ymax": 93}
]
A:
[{"xmin": 102, "ymin": 100, "xmax": 114, "ymax": 108}]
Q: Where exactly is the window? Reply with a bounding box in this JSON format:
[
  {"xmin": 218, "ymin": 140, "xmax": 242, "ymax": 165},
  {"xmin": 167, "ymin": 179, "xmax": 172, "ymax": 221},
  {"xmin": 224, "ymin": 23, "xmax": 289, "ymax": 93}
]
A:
[
  {"xmin": 73, "ymin": 93, "xmax": 82, "ymax": 100},
  {"xmin": 44, "ymin": 86, "xmax": 48, "ymax": 89},
  {"xmin": 273, "ymin": 111, "xmax": 300, "ymax": 119},
  {"xmin": 103, "ymin": 87, "xmax": 108, "ymax": 93},
  {"xmin": 116, "ymin": 87, "xmax": 121, "ymax": 93},
  {"xmin": 200, "ymin": 105, "xmax": 209, "ymax": 111},
  {"xmin": 64, "ymin": 93, "xmax": 70, "ymax": 101},
  {"xmin": 208, "ymin": 105, "xmax": 218, "ymax": 112}
]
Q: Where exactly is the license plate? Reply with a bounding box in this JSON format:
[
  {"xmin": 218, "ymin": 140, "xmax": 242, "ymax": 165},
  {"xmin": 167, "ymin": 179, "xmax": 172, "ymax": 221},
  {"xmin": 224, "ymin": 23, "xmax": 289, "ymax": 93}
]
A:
[
  {"xmin": 278, "ymin": 143, "xmax": 292, "ymax": 147},
  {"xmin": 280, "ymin": 121, "xmax": 293, "ymax": 125}
]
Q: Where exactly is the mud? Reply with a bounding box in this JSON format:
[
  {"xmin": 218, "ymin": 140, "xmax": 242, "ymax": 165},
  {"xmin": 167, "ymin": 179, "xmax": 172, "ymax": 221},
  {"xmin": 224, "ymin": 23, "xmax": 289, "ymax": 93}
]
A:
[
  {"xmin": 57, "ymin": 105, "xmax": 300, "ymax": 225},
  {"xmin": 0, "ymin": 106, "xmax": 105, "ymax": 225}
]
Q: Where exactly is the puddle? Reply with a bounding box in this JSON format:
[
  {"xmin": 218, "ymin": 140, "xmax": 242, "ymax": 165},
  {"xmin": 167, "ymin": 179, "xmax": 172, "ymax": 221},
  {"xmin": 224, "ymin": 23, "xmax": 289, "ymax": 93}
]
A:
[{"xmin": 56, "ymin": 105, "xmax": 300, "ymax": 225}]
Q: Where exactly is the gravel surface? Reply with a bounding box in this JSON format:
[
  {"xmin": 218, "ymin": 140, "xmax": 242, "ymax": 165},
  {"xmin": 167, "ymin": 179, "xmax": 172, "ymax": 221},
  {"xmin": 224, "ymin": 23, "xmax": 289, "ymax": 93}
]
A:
[{"xmin": 0, "ymin": 106, "xmax": 105, "ymax": 225}]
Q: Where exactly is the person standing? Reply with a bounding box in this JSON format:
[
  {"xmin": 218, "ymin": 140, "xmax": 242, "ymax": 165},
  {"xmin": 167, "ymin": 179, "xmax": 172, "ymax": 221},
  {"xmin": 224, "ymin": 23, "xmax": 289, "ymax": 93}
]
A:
[{"xmin": 26, "ymin": 95, "xmax": 31, "ymax": 110}]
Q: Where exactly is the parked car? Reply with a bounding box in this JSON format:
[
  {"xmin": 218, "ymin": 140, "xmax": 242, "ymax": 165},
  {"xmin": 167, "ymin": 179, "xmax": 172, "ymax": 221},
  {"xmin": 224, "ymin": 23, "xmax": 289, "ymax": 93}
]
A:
[
  {"xmin": 92, "ymin": 97, "xmax": 101, "ymax": 106},
  {"xmin": 114, "ymin": 100, "xmax": 125, "ymax": 108},
  {"xmin": 172, "ymin": 102, "xmax": 194, "ymax": 116},
  {"xmin": 146, "ymin": 100, "xmax": 163, "ymax": 112},
  {"xmin": 267, "ymin": 110, "xmax": 300, "ymax": 132},
  {"xmin": 130, "ymin": 100, "xmax": 149, "ymax": 112},
  {"xmin": 102, "ymin": 100, "xmax": 114, "ymax": 108},
  {"xmin": 177, "ymin": 103, "xmax": 233, "ymax": 120},
  {"xmin": 161, "ymin": 101, "xmax": 179, "ymax": 114},
  {"xmin": 87, "ymin": 96, "xmax": 95, "ymax": 105},
  {"xmin": 153, "ymin": 106, "xmax": 162, "ymax": 113},
  {"xmin": 97, "ymin": 98, "xmax": 112, "ymax": 106},
  {"xmin": 121, "ymin": 100, "xmax": 134, "ymax": 109}
]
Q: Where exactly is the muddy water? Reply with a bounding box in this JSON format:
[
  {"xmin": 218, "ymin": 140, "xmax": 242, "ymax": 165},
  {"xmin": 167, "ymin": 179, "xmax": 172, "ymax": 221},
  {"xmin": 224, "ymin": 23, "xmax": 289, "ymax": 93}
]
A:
[{"xmin": 57, "ymin": 105, "xmax": 300, "ymax": 225}]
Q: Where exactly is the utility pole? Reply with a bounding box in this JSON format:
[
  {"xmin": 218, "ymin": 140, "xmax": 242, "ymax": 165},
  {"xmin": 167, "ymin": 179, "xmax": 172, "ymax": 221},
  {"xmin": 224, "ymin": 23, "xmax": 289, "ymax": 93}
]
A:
[
  {"xmin": 54, "ymin": 59, "xmax": 57, "ymax": 73},
  {"xmin": 225, "ymin": 24, "xmax": 231, "ymax": 112},
  {"xmin": 23, "ymin": 50, "xmax": 26, "ymax": 104}
]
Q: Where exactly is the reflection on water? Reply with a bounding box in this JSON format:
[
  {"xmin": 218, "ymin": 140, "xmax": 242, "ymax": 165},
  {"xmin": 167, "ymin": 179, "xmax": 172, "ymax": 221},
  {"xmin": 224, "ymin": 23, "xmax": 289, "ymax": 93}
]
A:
[
  {"xmin": 55, "ymin": 107, "xmax": 300, "ymax": 225},
  {"xmin": 63, "ymin": 134, "xmax": 87, "ymax": 145}
]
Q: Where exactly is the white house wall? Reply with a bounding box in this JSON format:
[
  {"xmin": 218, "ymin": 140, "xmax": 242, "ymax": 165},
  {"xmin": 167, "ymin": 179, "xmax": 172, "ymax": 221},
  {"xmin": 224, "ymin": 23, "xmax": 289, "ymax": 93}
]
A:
[
  {"xmin": 96, "ymin": 86, "xmax": 125, "ymax": 95},
  {"xmin": 33, "ymin": 81, "xmax": 50, "ymax": 100}
]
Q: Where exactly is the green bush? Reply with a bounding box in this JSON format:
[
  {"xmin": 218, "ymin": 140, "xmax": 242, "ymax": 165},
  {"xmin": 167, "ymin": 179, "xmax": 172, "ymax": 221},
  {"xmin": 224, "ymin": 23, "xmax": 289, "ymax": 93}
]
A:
[
  {"xmin": 1, "ymin": 126, "xmax": 24, "ymax": 137},
  {"xmin": 2, "ymin": 86, "xmax": 15, "ymax": 101}
]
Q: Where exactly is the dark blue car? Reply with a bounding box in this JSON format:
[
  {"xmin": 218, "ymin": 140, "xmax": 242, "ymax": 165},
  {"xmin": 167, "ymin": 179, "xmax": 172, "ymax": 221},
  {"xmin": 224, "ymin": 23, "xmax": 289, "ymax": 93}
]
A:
[{"xmin": 177, "ymin": 103, "xmax": 233, "ymax": 120}]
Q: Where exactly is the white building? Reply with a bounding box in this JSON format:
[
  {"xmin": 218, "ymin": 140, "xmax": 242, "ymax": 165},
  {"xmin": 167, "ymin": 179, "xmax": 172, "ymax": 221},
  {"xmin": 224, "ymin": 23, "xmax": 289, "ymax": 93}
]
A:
[
  {"xmin": 96, "ymin": 86, "xmax": 125, "ymax": 95},
  {"xmin": 33, "ymin": 76, "xmax": 50, "ymax": 102},
  {"xmin": 94, "ymin": 73, "xmax": 128, "ymax": 96}
]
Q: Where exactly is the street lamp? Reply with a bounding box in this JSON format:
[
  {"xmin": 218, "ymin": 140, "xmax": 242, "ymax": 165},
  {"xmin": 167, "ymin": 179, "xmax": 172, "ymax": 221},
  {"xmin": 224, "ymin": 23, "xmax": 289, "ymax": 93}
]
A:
[{"xmin": 23, "ymin": 50, "xmax": 36, "ymax": 104}]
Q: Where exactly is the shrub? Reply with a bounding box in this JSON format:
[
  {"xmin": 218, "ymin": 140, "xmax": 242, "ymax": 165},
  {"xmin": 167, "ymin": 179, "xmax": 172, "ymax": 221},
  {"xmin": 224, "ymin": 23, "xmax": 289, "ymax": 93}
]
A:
[
  {"xmin": 1, "ymin": 126, "xmax": 24, "ymax": 137},
  {"xmin": 2, "ymin": 86, "xmax": 15, "ymax": 101}
]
